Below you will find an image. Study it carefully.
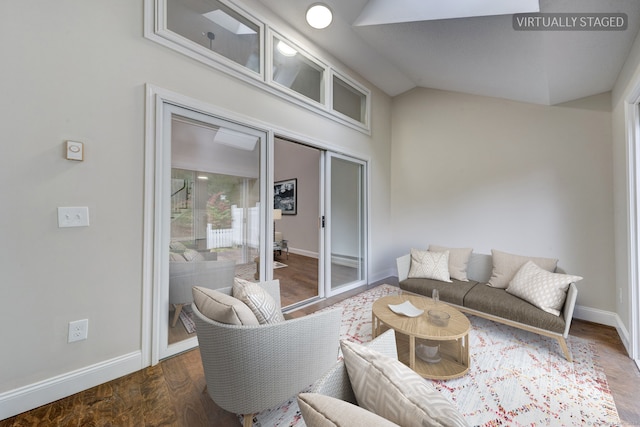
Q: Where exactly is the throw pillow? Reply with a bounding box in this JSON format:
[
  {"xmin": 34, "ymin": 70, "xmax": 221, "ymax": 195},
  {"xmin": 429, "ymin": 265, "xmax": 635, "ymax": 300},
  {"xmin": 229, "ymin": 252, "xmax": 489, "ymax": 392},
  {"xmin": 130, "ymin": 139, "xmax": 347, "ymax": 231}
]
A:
[
  {"xmin": 429, "ymin": 245, "xmax": 473, "ymax": 281},
  {"xmin": 182, "ymin": 248, "xmax": 205, "ymax": 262},
  {"xmin": 506, "ymin": 261, "xmax": 583, "ymax": 316},
  {"xmin": 487, "ymin": 249, "xmax": 558, "ymax": 289},
  {"xmin": 297, "ymin": 393, "xmax": 399, "ymax": 427},
  {"xmin": 407, "ymin": 249, "xmax": 452, "ymax": 282},
  {"xmin": 233, "ymin": 278, "xmax": 285, "ymax": 324},
  {"xmin": 191, "ymin": 286, "xmax": 259, "ymax": 325},
  {"xmin": 340, "ymin": 339, "xmax": 469, "ymax": 427}
]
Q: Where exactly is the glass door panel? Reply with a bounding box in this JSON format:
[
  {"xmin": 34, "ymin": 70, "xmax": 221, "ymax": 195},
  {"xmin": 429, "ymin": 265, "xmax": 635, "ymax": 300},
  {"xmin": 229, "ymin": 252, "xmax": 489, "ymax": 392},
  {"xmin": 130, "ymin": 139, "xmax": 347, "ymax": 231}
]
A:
[
  {"xmin": 326, "ymin": 154, "xmax": 367, "ymax": 294},
  {"xmin": 160, "ymin": 105, "xmax": 265, "ymax": 359}
]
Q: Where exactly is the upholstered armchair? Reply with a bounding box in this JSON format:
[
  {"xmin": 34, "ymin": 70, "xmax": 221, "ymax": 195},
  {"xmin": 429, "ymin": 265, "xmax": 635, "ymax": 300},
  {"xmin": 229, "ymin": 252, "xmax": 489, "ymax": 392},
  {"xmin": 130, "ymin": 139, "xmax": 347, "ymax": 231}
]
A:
[{"xmin": 191, "ymin": 279, "xmax": 343, "ymax": 427}]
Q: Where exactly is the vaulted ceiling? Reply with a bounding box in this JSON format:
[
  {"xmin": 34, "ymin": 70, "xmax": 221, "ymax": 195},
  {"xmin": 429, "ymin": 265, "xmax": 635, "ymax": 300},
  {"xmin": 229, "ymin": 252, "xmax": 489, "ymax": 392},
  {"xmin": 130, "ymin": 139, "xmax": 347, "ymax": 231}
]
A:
[{"xmin": 255, "ymin": 0, "xmax": 640, "ymax": 105}]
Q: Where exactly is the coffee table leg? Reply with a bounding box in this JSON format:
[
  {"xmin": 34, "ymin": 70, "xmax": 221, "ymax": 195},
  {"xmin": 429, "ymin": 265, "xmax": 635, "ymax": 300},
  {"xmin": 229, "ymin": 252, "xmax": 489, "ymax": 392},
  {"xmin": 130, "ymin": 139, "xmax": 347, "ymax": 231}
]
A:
[{"xmin": 409, "ymin": 335, "xmax": 415, "ymax": 370}]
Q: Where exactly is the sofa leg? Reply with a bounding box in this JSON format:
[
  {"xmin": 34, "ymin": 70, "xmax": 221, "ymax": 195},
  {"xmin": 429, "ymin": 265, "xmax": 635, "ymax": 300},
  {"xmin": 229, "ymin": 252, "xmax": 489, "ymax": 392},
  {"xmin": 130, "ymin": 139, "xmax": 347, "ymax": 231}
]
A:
[
  {"xmin": 557, "ymin": 337, "xmax": 572, "ymax": 362},
  {"xmin": 243, "ymin": 414, "xmax": 254, "ymax": 427}
]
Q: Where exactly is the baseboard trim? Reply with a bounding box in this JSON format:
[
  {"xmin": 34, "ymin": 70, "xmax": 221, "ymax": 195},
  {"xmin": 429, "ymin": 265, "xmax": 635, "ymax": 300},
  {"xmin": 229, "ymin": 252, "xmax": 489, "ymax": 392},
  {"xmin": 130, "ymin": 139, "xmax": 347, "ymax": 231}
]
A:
[
  {"xmin": 573, "ymin": 305, "xmax": 619, "ymax": 327},
  {"xmin": 0, "ymin": 351, "xmax": 143, "ymax": 420}
]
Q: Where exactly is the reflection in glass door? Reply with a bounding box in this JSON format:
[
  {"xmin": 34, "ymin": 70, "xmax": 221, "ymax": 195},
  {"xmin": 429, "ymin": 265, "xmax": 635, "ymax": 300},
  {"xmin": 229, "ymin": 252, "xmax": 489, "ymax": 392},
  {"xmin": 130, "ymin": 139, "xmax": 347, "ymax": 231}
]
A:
[
  {"xmin": 159, "ymin": 105, "xmax": 265, "ymax": 359},
  {"xmin": 326, "ymin": 154, "xmax": 367, "ymax": 295}
]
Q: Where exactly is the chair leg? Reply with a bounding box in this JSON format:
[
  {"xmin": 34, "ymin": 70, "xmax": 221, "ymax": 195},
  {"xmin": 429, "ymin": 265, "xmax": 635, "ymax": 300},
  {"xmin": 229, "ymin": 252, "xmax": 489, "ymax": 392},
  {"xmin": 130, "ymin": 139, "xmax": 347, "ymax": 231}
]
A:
[
  {"xmin": 243, "ymin": 414, "xmax": 254, "ymax": 427},
  {"xmin": 171, "ymin": 303, "xmax": 184, "ymax": 328},
  {"xmin": 557, "ymin": 337, "xmax": 572, "ymax": 362}
]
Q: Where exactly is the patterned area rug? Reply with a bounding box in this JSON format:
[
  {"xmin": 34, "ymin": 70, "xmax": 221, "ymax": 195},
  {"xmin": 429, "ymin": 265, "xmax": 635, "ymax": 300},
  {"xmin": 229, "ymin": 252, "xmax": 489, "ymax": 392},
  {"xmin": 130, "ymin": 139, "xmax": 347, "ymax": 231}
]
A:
[
  {"xmin": 179, "ymin": 305, "xmax": 196, "ymax": 334},
  {"xmin": 249, "ymin": 284, "xmax": 621, "ymax": 427}
]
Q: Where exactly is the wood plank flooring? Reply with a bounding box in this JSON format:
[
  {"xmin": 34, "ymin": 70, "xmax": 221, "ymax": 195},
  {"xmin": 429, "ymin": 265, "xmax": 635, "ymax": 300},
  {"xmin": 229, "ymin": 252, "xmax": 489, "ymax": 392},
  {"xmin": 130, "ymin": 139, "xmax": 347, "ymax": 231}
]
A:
[{"xmin": 3, "ymin": 274, "xmax": 639, "ymax": 426}]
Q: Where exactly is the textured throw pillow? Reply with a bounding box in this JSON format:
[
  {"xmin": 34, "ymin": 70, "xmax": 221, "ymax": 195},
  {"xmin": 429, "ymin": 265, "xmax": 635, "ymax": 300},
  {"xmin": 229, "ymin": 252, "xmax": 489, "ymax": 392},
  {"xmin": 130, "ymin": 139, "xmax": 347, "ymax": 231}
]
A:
[
  {"xmin": 191, "ymin": 286, "xmax": 259, "ymax": 325},
  {"xmin": 182, "ymin": 248, "xmax": 205, "ymax": 262},
  {"xmin": 429, "ymin": 245, "xmax": 473, "ymax": 281},
  {"xmin": 506, "ymin": 261, "xmax": 583, "ymax": 316},
  {"xmin": 407, "ymin": 249, "xmax": 452, "ymax": 282},
  {"xmin": 169, "ymin": 241, "xmax": 187, "ymax": 251},
  {"xmin": 297, "ymin": 393, "xmax": 399, "ymax": 427},
  {"xmin": 233, "ymin": 278, "xmax": 285, "ymax": 324},
  {"xmin": 487, "ymin": 249, "xmax": 558, "ymax": 289},
  {"xmin": 340, "ymin": 339, "xmax": 469, "ymax": 427}
]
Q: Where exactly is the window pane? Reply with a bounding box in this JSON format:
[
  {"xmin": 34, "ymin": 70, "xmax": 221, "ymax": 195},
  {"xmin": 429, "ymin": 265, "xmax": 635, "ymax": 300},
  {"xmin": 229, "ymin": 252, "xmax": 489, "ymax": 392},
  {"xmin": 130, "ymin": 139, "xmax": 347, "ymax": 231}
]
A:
[
  {"xmin": 333, "ymin": 75, "xmax": 366, "ymax": 124},
  {"xmin": 272, "ymin": 36, "xmax": 324, "ymax": 103},
  {"xmin": 166, "ymin": 0, "xmax": 260, "ymax": 73}
]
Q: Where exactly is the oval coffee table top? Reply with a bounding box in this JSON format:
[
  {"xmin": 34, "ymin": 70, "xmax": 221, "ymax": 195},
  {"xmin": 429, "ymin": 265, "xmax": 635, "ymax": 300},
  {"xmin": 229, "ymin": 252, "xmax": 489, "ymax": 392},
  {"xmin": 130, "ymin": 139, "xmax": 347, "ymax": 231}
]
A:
[{"xmin": 372, "ymin": 294, "xmax": 470, "ymax": 340}]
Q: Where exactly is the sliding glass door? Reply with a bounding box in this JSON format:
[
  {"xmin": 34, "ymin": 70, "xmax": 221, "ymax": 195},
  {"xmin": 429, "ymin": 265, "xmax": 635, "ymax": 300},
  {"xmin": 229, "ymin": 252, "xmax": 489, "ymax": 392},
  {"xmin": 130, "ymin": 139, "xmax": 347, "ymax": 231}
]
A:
[
  {"xmin": 325, "ymin": 153, "xmax": 367, "ymax": 295},
  {"xmin": 158, "ymin": 104, "xmax": 266, "ymax": 359}
]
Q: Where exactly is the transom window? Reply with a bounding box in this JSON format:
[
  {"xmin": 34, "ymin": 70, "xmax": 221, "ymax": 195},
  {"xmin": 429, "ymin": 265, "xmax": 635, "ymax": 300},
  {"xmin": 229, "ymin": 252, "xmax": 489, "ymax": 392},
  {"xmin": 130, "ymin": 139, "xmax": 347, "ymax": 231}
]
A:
[{"xmin": 145, "ymin": 0, "xmax": 371, "ymax": 133}]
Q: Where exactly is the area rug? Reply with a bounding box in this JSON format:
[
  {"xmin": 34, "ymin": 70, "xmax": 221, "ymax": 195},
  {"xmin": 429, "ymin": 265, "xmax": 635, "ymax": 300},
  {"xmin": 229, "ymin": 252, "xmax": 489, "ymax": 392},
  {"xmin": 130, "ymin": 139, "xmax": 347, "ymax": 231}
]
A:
[
  {"xmin": 178, "ymin": 305, "xmax": 196, "ymax": 334},
  {"xmin": 248, "ymin": 284, "xmax": 621, "ymax": 427},
  {"xmin": 274, "ymin": 261, "xmax": 288, "ymax": 269}
]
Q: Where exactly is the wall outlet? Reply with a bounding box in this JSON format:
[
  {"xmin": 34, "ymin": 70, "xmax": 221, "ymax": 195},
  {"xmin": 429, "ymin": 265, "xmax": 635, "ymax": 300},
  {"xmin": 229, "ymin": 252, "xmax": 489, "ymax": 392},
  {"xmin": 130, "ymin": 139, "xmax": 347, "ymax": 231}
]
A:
[{"xmin": 68, "ymin": 319, "xmax": 89, "ymax": 343}]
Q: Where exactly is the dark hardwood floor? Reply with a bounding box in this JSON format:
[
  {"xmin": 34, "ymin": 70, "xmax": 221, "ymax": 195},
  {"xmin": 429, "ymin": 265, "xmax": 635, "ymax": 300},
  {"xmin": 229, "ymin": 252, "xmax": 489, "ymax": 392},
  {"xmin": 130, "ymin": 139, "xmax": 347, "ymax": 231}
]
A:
[{"xmin": 3, "ymin": 273, "xmax": 639, "ymax": 426}]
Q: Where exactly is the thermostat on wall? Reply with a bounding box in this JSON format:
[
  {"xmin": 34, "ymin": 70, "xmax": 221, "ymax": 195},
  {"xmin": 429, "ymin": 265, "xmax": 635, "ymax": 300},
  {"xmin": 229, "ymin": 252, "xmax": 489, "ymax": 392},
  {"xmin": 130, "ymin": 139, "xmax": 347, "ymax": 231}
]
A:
[{"xmin": 66, "ymin": 140, "xmax": 84, "ymax": 161}]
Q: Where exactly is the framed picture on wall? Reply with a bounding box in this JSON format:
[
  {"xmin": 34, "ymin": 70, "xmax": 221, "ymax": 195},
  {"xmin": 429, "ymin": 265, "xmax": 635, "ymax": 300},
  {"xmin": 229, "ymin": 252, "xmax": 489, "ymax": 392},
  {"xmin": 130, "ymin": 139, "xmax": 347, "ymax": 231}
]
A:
[{"xmin": 274, "ymin": 178, "xmax": 297, "ymax": 215}]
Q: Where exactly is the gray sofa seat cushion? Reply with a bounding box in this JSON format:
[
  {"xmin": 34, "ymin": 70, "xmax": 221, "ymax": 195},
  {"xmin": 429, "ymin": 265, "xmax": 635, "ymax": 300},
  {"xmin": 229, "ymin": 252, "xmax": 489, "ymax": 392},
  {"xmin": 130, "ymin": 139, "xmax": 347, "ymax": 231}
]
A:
[
  {"xmin": 463, "ymin": 284, "xmax": 566, "ymax": 334},
  {"xmin": 399, "ymin": 278, "xmax": 479, "ymax": 306}
]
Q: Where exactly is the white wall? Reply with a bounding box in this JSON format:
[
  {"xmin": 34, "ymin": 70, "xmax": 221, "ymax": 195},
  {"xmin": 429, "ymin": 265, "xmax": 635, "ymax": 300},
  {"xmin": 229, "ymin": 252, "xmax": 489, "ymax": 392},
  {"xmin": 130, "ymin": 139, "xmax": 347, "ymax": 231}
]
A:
[
  {"xmin": 390, "ymin": 88, "xmax": 615, "ymax": 313},
  {"xmin": 0, "ymin": 0, "xmax": 392, "ymax": 417}
]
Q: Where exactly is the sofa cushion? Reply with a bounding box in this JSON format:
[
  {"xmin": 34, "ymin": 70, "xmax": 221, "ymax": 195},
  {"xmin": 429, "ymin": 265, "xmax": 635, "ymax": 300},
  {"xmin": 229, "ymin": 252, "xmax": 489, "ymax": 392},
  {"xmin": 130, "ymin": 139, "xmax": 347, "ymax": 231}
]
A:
[
  {"xmin": 429, "ymin": 245, "xmax": 473, "ymax": 281},
  {"xmin": 407, "ymin": 249, "xmax": 452, "ymax": 282},
  {"xmin": 399, "ymin": 278, "xmax": 478, "ymax": 306},
  {"xmin": 340, "ymin": 339, "xmax": 469, "ymax": 427},
  {"xmin": 507, "ymin": 261, "xmax": 583, "ymax": 316},
  {"xmin": 464, "ymin": 284, "xmax": 566, "ymax": 333},
  {"xmin": 233, "ymin": 278, "xmax": 285, "ymax": 324},
  {"xmin": 297, "ymin": 393, "xmax": 399, "ymax": 427},
  {"xmin": 192, "ymin": 286, "xmax": 259, "ymax": 325},
  {"xmin": 487, "ymin": 249, "xmax": 558, "ymax": 289}
]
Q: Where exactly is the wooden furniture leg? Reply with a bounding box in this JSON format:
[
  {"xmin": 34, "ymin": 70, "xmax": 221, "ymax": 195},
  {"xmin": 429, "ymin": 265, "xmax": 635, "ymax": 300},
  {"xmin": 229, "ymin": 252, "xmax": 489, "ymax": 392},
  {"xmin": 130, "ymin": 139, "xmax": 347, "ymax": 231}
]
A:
[
  {"xmin": 243, "ymin": 414, "xmax": 254, "ymax": 427},
  {"xmin": 171, "ymin": 303, "xmax": 183, "ymax": 327}
]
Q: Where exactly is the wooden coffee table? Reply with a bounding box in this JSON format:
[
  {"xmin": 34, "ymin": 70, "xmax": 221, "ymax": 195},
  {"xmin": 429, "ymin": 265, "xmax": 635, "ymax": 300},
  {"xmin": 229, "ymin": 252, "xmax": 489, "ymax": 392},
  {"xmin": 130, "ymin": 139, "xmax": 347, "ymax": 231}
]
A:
[{"xmin": 372, "ymin": 294, "xmax": 470, "ymax": 380}]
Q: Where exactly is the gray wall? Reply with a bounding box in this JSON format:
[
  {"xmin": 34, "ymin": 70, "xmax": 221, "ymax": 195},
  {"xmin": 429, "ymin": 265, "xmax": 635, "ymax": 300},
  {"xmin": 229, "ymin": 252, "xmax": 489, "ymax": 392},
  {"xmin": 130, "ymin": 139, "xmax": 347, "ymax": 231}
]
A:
[{"xmin": 390, "ymin": 88, "xmax": 614, "ymax": 313}]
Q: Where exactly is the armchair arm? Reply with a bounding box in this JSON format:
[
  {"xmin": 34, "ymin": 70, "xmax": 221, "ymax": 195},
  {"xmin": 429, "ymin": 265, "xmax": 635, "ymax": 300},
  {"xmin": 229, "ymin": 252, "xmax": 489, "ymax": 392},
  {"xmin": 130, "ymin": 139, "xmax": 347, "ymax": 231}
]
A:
[{"xmin": 193, "ymin": 304, "xmax": 343, "ymax": 415}]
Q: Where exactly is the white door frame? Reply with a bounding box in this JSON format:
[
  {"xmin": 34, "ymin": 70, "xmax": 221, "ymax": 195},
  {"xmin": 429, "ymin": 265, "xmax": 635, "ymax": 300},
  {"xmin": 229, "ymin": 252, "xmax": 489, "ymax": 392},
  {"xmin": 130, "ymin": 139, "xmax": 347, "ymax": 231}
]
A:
[{"xmin": 143, "ymin": 84, "xmax": 272, "ymax": 364}]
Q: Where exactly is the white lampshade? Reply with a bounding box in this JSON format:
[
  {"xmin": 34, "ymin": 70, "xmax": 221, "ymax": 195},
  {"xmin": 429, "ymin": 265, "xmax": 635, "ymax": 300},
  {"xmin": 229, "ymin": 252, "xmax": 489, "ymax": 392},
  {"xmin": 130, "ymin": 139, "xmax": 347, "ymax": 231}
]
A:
[
  {"xmin": 273, "ymin": 209, "xmax": 282, "ymax": 220},
  {"xmin": 306, "ymin": 4, "xmax": 333, "ymax": 29}
]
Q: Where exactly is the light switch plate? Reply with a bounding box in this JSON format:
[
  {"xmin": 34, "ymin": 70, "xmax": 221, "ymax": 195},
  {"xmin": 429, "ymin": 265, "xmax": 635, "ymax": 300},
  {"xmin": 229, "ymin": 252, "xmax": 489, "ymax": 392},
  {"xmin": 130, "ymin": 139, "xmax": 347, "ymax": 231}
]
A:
[
  {"xmin": 58, "ymin": 207, "xmax": 90, "ymax": 228},
  {"xmin": 66, "ymin": 140, "xmax": 84, "ymax": 161}
]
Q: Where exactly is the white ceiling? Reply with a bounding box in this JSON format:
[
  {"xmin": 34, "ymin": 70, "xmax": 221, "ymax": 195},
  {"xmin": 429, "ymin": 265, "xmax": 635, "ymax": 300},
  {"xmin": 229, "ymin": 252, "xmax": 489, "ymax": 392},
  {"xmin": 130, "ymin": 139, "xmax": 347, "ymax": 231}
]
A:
[{"xmin": 255, "ymin": 0, "xmax": 640, "ymax": 105}]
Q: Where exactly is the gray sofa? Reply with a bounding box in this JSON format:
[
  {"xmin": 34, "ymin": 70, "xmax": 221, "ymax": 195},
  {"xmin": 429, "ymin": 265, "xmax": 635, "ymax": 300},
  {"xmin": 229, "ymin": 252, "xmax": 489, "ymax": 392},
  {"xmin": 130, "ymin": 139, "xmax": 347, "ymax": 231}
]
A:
[{"xmin": 396, "ymin": 252, "xmax": 579, "ymax": 361}]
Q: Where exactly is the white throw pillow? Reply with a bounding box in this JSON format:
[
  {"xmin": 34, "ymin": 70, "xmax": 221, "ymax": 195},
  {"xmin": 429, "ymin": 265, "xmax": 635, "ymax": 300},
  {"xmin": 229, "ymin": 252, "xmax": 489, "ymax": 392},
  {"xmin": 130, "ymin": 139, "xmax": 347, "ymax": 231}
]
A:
[
  {"xmin": 297, "ymin": 393, "xmax": 399, "ymax": 427},
  {"xmin": 340, "ymin": 339, "xmax": 469, "ymax": 427},
  {"xmin": 487, "ymin": 249, "xmax": 558, "ymax": 289},
  {"xmin": 428, "ymin": 245, "xmax": 473, "ymax": 281},
  {"xmin": 506, "ymin": 261, "xmax": 582, "ymax": 316},
  {"xmin": 407, "ymin": 249, "xmax": 452, "ymax": 282},
  {"xmin": 233, "ymin": 278, "xmax": 285, "ymax": 324},
  {"xmin": 192, "ymin": 286, "xmax": 259, "ymax": 325}
]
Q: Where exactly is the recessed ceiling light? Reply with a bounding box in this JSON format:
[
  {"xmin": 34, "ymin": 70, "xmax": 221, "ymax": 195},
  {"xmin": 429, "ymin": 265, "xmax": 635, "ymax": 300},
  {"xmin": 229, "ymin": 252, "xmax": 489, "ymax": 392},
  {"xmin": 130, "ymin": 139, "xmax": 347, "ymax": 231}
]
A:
[{"xmin": 306, "ymin": 3, "xmax": 333, "ymax": 29}]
